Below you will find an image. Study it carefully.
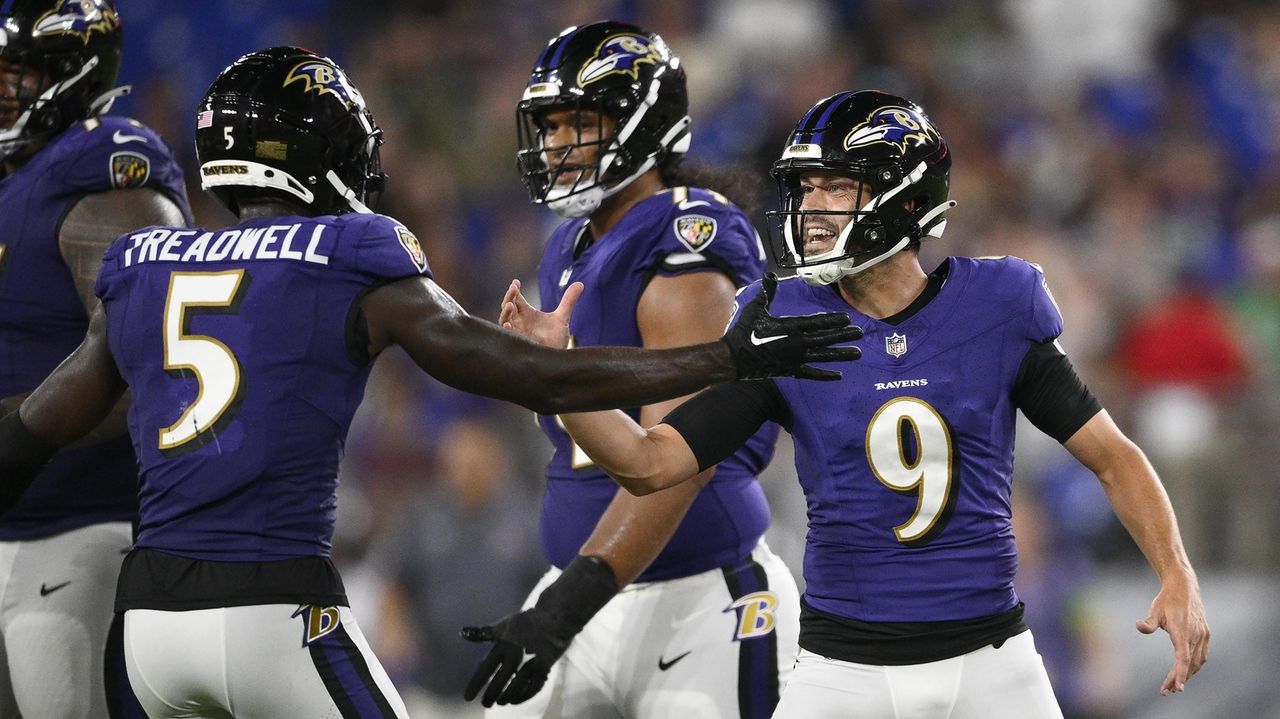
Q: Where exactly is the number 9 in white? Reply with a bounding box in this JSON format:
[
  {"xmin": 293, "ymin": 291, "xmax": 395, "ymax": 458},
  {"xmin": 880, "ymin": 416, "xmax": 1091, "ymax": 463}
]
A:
[{"xmin": 865, "ymin": 397, "xmax": 957, "ymax": 545}]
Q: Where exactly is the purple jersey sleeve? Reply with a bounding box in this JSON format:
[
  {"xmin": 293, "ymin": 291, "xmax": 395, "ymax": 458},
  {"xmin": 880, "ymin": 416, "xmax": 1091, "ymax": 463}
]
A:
[
  {"xmin": 51, "ymin": 116, "xmax": 192, "ymax": 215},
  {"xmin": 648, "ymin": 187, "xmax": 766, "ymax": 286},
  {"xmin": 1026, "ymin": 262, "xmax": 1064, "ymax": 343},
  {"xmin": 348, "ymin": 214, "xmax": 432, "ymax": 282}
]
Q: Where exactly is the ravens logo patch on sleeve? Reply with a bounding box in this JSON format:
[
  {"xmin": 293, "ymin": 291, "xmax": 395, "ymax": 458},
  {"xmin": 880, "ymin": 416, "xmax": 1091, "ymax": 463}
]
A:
[
  {"xmin": 110, "ymin": 151, "xmax": 150, "ymax": 189},
  {"xmin": 673, "ymin": 213, "xmax": 717, "ymax": 252},
  {"xmin": 395, "ymin": 225, "xmax": 426, "ymax": 272}
]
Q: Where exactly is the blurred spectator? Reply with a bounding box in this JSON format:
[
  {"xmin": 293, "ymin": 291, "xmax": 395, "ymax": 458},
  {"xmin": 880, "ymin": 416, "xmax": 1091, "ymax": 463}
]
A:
[
  {"xmin": 370, "ymin": 417, "xmax": 545, "ymax": 709},
  {"xmin": 1111, "ymin": 280, "xmax": 1250, "ymax": 566}
]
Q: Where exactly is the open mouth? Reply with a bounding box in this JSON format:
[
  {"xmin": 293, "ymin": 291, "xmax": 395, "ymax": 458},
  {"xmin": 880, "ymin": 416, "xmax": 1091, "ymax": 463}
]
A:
[{"xmin": 802, "ymin": 224, "xmax": 838, "ymax": 255}]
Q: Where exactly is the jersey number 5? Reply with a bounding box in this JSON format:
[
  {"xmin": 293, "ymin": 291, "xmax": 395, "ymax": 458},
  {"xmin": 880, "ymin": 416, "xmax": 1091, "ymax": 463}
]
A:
[
  {"xmin": 865, "ymin": 397, "xmax": 959, "ymax": 546},
  {"xmin": 159, "ymin": 270, "xmax": 248, "ymax": 455}
]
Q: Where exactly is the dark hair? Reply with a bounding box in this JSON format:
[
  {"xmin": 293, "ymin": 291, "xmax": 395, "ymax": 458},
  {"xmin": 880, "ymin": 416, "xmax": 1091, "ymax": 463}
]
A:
[{"xmin": 659, "ymin": 156, "xmax": 769, "ymax": 218}]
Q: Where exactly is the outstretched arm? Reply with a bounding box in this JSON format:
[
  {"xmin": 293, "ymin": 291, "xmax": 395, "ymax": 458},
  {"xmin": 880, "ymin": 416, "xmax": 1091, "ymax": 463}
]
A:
[
  {"xmin": 360, "ymin": 274, "xmax": 859, "ymax": 416},
  {"xmin": 1064, "ymin": 410, "xmax": 1210, "ymax": 695},
  {"xmin": 496, "ymin": 275, "xmax": 712, "ymax": 493}
]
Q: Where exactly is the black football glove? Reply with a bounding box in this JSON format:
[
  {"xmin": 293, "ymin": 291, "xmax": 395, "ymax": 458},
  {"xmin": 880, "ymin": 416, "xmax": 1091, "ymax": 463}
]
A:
[
  {"xmin": 722, "ymin": 273, "xmax": 862, "ymax": 381},
  {"xmin": 462, "ymin": 555, "xmax": 618, "ymax": 707}
]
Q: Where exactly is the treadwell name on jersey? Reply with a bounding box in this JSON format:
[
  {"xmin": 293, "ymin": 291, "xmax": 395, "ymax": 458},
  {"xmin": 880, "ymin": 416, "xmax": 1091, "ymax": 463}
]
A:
[{"xmin": 122, "ymin": 224, "xmax": 331, "ymax": 267}]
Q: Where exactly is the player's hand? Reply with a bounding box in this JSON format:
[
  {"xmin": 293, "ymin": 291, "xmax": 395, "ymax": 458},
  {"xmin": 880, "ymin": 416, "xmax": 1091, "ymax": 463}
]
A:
[
  {"xmin": 1136, "ymin": 575, "xmax": 1210, "ymax": 695},
  {"xmin": 498, "ymin": 278, "xmax": 580, "ymax": 349},
  {"xmin": 461, "ymin": 606, "xmax": 570, "ymax": 707},
  {"xmin": 462, "ymin": 555, "xmax": 617, "ymax": 707},
  {"xmin": 721, "ymin": 273, "xmax": 862, "ymax": 381}
]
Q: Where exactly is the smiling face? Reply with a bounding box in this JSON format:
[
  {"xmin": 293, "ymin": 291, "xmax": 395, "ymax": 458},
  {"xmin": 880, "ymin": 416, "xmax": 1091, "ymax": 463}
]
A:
[{"xmin": 796, "ymin": 171, "xmax": 872, "ymax": 257}]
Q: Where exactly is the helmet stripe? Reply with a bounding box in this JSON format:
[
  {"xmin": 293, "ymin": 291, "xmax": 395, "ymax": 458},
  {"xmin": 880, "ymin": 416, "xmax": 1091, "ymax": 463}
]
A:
[
  {"xmin": 546, "ymin": 26, "xmax": 584, "ymax": 69},
  {"xmin": 796, "ymin": 91, "xmax": 854, "ymax": 133},
  {"xmin": 805, "ymin": 91, "xmax": 856, "ymax": 146}
]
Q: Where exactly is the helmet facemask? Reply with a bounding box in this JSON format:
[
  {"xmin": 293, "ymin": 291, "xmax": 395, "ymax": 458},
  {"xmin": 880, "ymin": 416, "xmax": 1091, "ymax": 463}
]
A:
[
  {"xmin": 0, "ymin": 0, "xmax": 124, "ymax": 163},
  {"xmin": 764, "ymin": 91, "xmax": 955, "ymax": 286},
  {"xmin": 516, "ymin": 22, "xmax": 691, "ymax": 219},
  {"xmin": 768, "ymin": 160, "xmax": 954, "ymax": 286}
]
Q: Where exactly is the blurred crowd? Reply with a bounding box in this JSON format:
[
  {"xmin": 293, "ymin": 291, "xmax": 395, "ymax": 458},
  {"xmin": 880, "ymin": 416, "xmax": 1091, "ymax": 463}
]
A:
[{"xmin": 112, "ymin": 1, "xmax": 1280, "ymax": 716}]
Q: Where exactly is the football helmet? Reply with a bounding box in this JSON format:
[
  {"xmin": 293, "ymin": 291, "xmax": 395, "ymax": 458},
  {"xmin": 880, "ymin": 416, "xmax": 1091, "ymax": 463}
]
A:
[
  {"xmin": 195, "ymin": 46, "xmax": 386, "ymax": 216},
  {"xmin": 0, "ymin": 0, "xmax": 124, "ymax": 162},
  {"xmin": 516, "ymin": 20, "xmax": 691, "ymax": 217},
  {"xmin": 765, "ymin": 91, "xmax": 955, "ymax": 286}
]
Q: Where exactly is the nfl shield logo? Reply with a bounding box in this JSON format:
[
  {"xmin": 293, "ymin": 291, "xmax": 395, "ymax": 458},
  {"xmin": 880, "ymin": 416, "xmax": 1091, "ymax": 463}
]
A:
[{"xmin": 885, "ymin": 332, "xmax": 908, "ymax": 357}]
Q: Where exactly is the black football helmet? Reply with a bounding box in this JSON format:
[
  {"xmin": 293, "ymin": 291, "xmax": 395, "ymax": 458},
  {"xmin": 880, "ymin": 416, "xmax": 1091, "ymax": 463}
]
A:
[
  {"xmin": 766, "ymin": 91, "xmax": 954, "ymax": 286},
  {"xmin": 195, "ymin": 46, "xmax": 385, "ymax": 216},
  {"xmin": 516, "ymin": 20, "xmax": 690, "ymax": 217},
  {"xmin": 0, "ymin": 0, "xmax": 124, "ymax": 161}
]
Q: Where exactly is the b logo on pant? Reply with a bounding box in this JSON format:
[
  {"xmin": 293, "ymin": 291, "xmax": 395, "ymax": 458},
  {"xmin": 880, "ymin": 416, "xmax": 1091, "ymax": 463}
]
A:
[
  {"xmin": 726, "ymin": 591, "xmax": 778, "ymax": 640},
  {"xmin": 293, "ymin": 605, "xmax": 341, "ymax": 647}
]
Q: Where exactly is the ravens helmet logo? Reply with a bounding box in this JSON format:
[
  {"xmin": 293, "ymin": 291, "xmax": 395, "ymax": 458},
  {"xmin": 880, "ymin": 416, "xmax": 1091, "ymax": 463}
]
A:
[
  {"xmin": 33, "ymin": 0, "xmax": 120, "ymax": 45},
  {"xmin": 282, "ymin": 61, "xmax": 362, "ymax": 108},
  {"xmin": 843, "ymin": 106, "xmax": 940, "ymax": 155},
  {"xmin": 577, "ymin": 33, "xmax": 662, "ymax": 86}
]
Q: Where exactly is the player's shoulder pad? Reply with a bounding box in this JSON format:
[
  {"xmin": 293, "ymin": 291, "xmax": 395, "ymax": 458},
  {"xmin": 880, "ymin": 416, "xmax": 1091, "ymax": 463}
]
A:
[
  {"xmin": 958, "ymin": 254, "xmax": 1047, "ymax": 294},
  {"xmin": 333, "ymin": 212, "xmax": 431, "ymax": 279},
  {"xmin": 49, "ymin": 116, "xmax": 181, "ymax": 191},
  {"xmin": 963, "ymin": 254, "xmax": 1062, "ymax": 339},
  {"xmin": 658, "ymin": 186, "xmax": 754, "ymax": 253}
]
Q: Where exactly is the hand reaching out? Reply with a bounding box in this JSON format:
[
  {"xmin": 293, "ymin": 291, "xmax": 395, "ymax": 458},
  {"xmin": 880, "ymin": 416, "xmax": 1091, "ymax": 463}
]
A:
[
  {"xmin": 499, "ymin": 278, "xmax": 581, "ymax": 349},
  {"xmin": 722, "ymin": 273, "xmax": 862, "ymax": 381}
]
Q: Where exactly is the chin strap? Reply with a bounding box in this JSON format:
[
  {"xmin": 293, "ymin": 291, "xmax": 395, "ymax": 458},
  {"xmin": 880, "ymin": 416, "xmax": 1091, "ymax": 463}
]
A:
[
  {"xmin": 89, "ymin": 84, "xmax": 132, "ymax": 115},
  {"xmin": 326, "ymin": 170, "xmax": 374, "ymax": 214}
]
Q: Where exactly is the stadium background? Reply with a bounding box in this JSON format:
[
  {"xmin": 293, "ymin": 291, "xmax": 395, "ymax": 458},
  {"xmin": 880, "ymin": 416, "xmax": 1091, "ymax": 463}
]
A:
[{"xmin": 109, "ymin": 1, "xmax": 1279, "ymax": 716}]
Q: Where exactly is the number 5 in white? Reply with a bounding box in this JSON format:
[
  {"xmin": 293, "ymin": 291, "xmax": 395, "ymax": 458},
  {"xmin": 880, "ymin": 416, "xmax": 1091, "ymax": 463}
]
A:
[
  {"xmin": 159, "ymin": 270, "xmax": 248, "ymax": 454},
  {"xmin": 865, "ymin": 397, "xmax": 957, "ymax": 545}
]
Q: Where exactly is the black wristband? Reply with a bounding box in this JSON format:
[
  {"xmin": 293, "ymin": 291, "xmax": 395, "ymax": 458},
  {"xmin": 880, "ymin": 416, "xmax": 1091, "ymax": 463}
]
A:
[
  {"xmin": 0, "ymin": 408, "xmax": 57, "ymax": 514},
  {"xmin": 535, "ymin": 555, "xmax": 619, "ymax": 637}
]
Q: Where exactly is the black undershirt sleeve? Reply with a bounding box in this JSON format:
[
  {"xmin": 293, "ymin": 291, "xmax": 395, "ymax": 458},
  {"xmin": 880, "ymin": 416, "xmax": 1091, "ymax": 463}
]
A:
[
  {"xmin": 1012, "ymin": 340, "xmax": 1104, "ymax": 443},
  {"xmin": 662, "ymin": 379, "xmax": 789, "ymax": 473}
]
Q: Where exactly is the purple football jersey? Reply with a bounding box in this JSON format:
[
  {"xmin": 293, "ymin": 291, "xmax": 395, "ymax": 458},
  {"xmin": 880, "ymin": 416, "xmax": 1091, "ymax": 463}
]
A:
[
  {"xmin": 536, "ymin": 187, "xmax": 778, "ymax": 580},
  {"xmin": 734, "ymin": 256, "xmax": 1064, "ymax": 622},
  {"xmin": 94, "ymin": 213, "xmax": 431, "ymax": 561},
  {"xmin": 0, "ymin": 116, "xmax": 190, "ymax": 539}
]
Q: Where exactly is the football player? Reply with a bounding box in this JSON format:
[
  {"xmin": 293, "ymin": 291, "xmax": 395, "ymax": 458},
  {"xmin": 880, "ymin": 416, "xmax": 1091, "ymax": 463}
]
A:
[
  {"xmin": 463, "ymin": 21, "xmax": 802, "ymax": 717},
  {"xmin": 0, "ymin": 1, "xmax": 190, "ymax": 717},
  {"xmin": 495, "ymin": 90, "xmax": 1211, "ymax": 718},
  {"xmin": 0, "ymin": 47, "xmax": 857, "ymax": 717}
]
